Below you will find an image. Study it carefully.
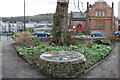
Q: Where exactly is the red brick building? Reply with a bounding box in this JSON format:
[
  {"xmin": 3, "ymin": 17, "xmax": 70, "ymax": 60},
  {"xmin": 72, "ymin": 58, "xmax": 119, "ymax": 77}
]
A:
[
  {"xmin": 70, "ymin": 0, "xmax": 118, "ymax": 33},
  {"xmin": 70, "ymin": 12, "xmax": 86, "ymax": 32}
]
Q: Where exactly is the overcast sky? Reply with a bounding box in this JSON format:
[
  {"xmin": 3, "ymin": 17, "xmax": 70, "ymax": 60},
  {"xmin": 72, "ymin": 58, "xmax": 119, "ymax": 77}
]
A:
[{"xmin": 0, "ymin": 0, "xmax": 119, "ymax": 17}]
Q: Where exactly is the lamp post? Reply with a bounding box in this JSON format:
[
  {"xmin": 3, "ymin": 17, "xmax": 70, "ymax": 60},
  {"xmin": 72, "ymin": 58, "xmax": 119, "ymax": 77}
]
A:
[{"xmin": 24, "ymin": 0, "xmax": 26, "ymax": 31}]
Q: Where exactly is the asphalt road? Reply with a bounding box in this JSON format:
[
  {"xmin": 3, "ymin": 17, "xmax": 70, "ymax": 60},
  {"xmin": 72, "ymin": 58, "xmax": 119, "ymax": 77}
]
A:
[{"xmin": 1, "ymin": 40, "xmax": 120, "ymax": 78}]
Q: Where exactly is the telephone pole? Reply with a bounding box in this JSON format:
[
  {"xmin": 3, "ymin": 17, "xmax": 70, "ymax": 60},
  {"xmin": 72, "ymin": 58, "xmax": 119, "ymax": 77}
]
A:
[{"xmin": 24, "ymin": 0, "xmax": 26, "ymax": 31}]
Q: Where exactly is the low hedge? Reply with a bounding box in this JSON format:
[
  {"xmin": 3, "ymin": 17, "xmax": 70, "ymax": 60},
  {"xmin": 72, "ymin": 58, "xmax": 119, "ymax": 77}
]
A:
[
  {"xmin": 15, "ymin": 43, "xmax": 112, "ymax": 78},
  {"xmin": 37, "ymin": 59, "xmax": 85, "ymax": 78}
]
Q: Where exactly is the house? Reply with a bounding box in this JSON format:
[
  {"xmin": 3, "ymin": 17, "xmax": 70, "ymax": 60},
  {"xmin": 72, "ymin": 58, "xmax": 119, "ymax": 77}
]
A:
[
  {"xmin": 34, "ymin": 25, "xmax": 52, "ymax": 32},
  {"xmin": 70, "ymin": 12, "xmax": 86, "ymax": 32},
  {"xmin": 37, "ymin": 21, "xmax": 52, "ymax": 28},
  {"xmin": 70, "ymin": 0, "xmax": 118, "ymax": 34},
  {"xmin": 0, "ymin": 21, "xmax": 10, "ymax": 32},
  {"xmin": 86, "ymin": 0, "xmax": 118, "ymax": 32},
  {"xmin": 26, "ymin": 21, "xmax": 37, "ymax": 28}
]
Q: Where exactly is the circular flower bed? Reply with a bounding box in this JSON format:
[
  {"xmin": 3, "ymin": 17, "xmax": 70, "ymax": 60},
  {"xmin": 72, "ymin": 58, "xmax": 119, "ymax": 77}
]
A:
[{"xmin": 39, "ymin": 51, "xmax": 86, "ymax": 78}]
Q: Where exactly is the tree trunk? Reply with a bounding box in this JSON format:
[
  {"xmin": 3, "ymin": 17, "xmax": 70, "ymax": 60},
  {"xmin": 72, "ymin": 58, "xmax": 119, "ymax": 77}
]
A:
[{"xmin": 52, "ymin": 0, "xmax": 72, "ymax": 46}]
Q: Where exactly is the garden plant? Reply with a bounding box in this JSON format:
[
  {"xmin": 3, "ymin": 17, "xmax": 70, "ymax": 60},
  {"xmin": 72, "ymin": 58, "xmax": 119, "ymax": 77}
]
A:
[{"xmin": 13, "ymin": 37, "xmax": 113, "ymax": 78}]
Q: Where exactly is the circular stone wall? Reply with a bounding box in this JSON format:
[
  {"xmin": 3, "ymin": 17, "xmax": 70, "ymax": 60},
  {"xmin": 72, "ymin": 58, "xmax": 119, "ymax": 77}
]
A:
[{"xmin": 39, "ymin": 51, "xmax": 86, "ymax": 78}]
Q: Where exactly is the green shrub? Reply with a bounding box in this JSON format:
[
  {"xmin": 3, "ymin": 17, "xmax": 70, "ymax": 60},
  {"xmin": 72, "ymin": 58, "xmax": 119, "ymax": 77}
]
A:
[
  {"xmin": 32, "ymin": 38, "xmax": 41, "ymax": 46},
  {"xmin": 15, "ymin": 43, "xmax": 112, "ymax": 78},
  {"xmin": 38, "ymin": 59, "xmax": 85, "ymax": 78}
]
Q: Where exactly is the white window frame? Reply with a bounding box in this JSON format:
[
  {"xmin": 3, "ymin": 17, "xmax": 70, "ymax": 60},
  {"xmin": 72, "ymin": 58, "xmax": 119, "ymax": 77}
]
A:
[{"xmin": 96, "ymin": 11, "xmax": 99, "ymax": 16}]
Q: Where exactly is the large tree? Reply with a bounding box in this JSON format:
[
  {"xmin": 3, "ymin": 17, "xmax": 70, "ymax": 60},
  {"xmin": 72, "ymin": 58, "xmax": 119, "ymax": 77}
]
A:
[{"xmin": 52, "ymin": 0, "xmax": 72, "ymax": 46}]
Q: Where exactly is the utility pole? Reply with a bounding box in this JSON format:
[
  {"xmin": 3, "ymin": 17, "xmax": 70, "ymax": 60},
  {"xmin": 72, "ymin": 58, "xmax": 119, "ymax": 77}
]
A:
[{"xmin": 24, "ymin": 0, "xmax": 26, "ymax": 31}]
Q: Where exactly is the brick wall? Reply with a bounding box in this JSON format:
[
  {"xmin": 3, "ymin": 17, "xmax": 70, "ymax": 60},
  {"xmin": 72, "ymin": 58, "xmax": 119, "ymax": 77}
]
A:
[
  {"xmin": 87, "ymin": 2, "xmax": 114, "ymax": 32},
  {"xmin": 70, "ymin": 1, "xmax": 118, "ymax": 33},
  {"xmin": 70, "ymin": 20, "xmax": 86, "ymax": 31}
]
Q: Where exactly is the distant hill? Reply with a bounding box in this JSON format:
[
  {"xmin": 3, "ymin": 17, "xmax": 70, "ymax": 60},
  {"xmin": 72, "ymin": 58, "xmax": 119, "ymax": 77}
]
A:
[
  {"xmin": 2, "ymin": 13, "xmax": 54, "ymax": 23},
  {"xmin": 2, "ymin": 13, "xmax": 71, "ymax": 23}
]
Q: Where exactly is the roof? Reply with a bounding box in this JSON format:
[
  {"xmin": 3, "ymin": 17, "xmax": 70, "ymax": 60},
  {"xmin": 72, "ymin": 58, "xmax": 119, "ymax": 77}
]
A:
[
  {"xmin": 89, "ymin": 1, "xmax": 112, "ymax": 11},
  {"xmin": 97, "ymin": 0, "xmax": 104, "ymax": 2},
  {"xmin": 57, "ymin": 0, "xmax": 69, "ymax": 2},
  {"xmin": 34, "ymin": 26, "xmax": 52, "ymax": 31},
  {"xmin": 71, "ymin": 12, "xmax": 86, "ymax": 20}
]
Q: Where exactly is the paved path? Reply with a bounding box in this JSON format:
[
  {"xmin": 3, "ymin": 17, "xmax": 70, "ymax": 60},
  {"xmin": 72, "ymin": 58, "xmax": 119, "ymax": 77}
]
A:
[
  {"xmin": 0, "ymin": 41, "xmax": 2, "ymax": 79},
  {"xmin": 2, "ymin": 40, "xmax": 47, "ymax": 78},
  {"xmin": 1, "ymin": 40, "xmax": 119, "ymax": 78},
  {"xmin": 80, "ymin": 43, "xmax": 119, "ymax": 78}
]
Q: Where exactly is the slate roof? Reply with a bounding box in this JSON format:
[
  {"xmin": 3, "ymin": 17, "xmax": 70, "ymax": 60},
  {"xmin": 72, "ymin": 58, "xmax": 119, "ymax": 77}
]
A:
[{"xmin": 71, "ymin": 12, "xmax": 86, "ymax": 21}]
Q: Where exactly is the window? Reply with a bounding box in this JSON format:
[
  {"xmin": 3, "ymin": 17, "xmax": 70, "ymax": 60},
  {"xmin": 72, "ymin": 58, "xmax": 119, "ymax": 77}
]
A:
[
  {"xmin": 95, "ymin": 20, "xmax": 105, "ymax": 30},
  {"xmin": 102, "ymin": 11, "xmax": 105, "ymax": 16},
  {"xmin": 96, "ymin": 11, "xmax": 99, "ymax": 16},
  {"xmin": 99, "ymin": 12, "xmax": 102, "ymax": 16},
  {"xmin": 95, "ymin": 9, "xmax": 106, "ymax": 17}
]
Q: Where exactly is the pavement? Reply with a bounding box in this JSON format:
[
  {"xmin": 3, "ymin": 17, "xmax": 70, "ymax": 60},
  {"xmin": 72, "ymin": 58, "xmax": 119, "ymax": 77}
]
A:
[
  {"xmin": 2, "ymin": 40, "xmax": 47, "ymax": 78},
  {"xmin": 80, "ymin": 43, "xmax": 119, "ymax": 78},
  {"xmin": 1, "ymin": 40, "xmax": 120, "ymax": 79},
  {"xmin": 0, "ymin": 41, "xmax": 2, "ymax": 79}
]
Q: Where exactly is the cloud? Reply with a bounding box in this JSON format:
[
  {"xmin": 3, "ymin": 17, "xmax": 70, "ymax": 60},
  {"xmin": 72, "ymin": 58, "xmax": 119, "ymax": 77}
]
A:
[{"xmin": 0, "ymin": 0, "xmax": 119, "ymax": 17}]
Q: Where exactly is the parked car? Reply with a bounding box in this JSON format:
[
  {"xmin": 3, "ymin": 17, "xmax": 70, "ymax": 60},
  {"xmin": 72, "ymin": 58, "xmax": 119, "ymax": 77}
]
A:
[
  {"xmin": 114, "ymin": 31, "xmax": 120, "ymax": 37},
  {"xmin": 34, "ymin": 31, "xmax": 51, "ymax": 37},
  {"xmin": 90, "ymin": 31, "xmax": 103, "ymax": 37}
]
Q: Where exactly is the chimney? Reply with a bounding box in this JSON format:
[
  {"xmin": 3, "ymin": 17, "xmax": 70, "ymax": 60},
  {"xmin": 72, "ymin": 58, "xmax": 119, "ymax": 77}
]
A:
[
  {"xmin": 112, "ymin": 2, "xmax": 115, "ymax": 30},
  {"xmin": 112, "ymin": 2, "xmax": 114, "ymax": 10},
  {"xmin": 87, "ymin": 2, "xmax": 89, "ymax": 13},
  {"xmin": 112, "ymin": 2, "xmax": 114, "ymax": 17}
]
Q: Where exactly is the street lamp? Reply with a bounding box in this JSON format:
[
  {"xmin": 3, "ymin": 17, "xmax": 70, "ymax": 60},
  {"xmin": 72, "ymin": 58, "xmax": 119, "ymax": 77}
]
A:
[{"xmin": 24, "ymin": 0, "xmax": 26, "ymax": 31}]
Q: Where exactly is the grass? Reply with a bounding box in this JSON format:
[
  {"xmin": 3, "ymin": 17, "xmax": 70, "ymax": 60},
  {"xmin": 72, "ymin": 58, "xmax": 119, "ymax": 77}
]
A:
[{"xmin": 15, "ymin": 43, "xmax": 112, "ymax": 70}]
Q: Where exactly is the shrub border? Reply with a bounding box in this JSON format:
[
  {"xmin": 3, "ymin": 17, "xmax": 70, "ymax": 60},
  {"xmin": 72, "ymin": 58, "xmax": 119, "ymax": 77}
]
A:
[{"xmin": 11, "ymin": 43, "xmax": 114, "ymax": 78}]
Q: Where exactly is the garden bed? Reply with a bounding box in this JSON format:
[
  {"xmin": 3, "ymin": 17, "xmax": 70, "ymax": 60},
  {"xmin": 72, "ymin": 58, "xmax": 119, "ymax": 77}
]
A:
[{"xmin": 12, "ymin": 42, "xmax": 113, "ymax": 78}]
